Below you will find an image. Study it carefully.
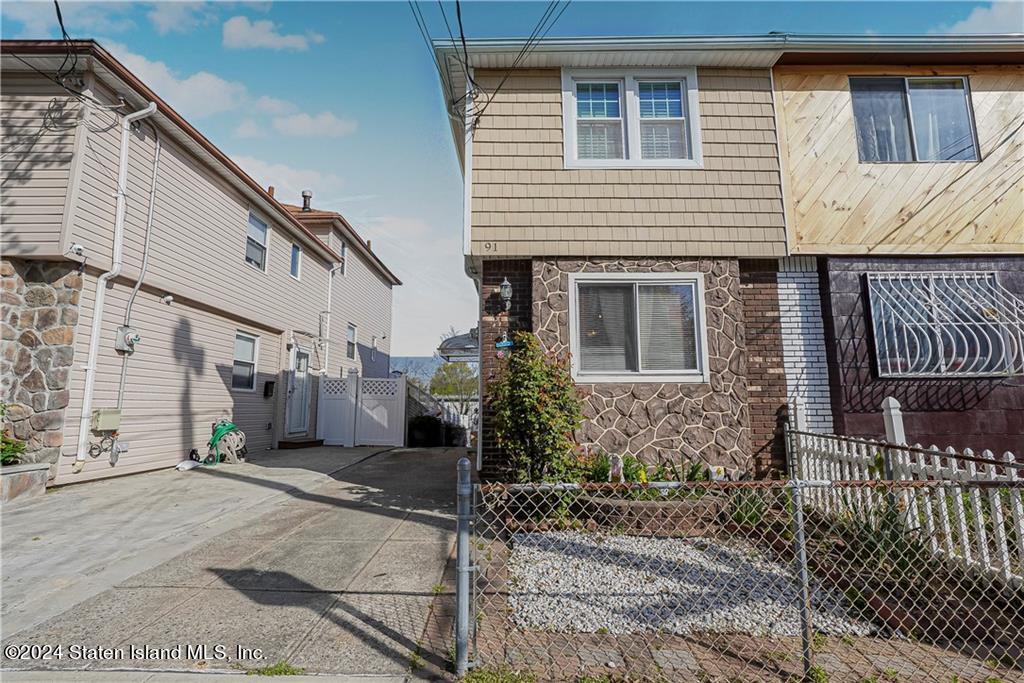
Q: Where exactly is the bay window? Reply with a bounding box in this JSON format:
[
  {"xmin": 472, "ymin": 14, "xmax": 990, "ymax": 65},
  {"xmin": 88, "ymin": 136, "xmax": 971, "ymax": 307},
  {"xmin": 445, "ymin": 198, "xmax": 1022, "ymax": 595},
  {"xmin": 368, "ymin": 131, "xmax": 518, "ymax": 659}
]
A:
[
  {"xmin": 569, "ymin": 273, "xmax": 708, "ymax": 382},
  {"xmin": 562, "ymin": 68, "xmax": 702, "ymax": 168}
]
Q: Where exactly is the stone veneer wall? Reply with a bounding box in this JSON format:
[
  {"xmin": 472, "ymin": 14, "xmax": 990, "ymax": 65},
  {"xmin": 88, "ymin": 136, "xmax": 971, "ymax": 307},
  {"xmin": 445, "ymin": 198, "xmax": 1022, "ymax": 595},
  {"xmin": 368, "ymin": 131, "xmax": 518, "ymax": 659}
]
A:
[
  {"xmin": 1, "ymin": 258, "xmax": 82, "ymax": 478},
  {"xmin": 533, "ymin": 258, "xmax": 752, "ymax": 470},
  {"xmin": 738, "ymin": 260, "xmax": 787, "ymax": 476}
]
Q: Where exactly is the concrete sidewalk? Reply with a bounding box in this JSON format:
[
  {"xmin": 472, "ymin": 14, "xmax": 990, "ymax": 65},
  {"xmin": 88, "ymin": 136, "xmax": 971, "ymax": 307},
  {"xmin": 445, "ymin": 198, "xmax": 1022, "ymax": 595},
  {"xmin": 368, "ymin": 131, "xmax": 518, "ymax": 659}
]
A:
[
  {"xmin": 2, "ymin": 446, "xmax": 390, "ymax": 638},
  {"xmin": 2, "ymin": 447, "xmax": 461, "ymax": 679}
]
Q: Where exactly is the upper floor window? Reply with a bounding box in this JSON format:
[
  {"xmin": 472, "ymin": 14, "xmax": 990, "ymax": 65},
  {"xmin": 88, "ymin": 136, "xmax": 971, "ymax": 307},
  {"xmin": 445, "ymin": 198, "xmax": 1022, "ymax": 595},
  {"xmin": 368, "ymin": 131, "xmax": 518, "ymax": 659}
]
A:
[
  {"xmin": 568, "ymin": 272, "xmax": 708, "ymax": 383},
  {"xmin": 232, "ymin": 331, "xmax": 259, "ymax": 391},
  {"xmin": 289, "ymin": 243, "xmax": 302, "ymax": 280},
  {"xmin": 850, "ymin": 77, "xmax": 979, "ymax": 163},
  {"xmin": 562, "ymin": 69, "xmax": 702, "ymax": 169},
  {"xmin": 346, "ymin": 323, "xmax": 357, "ymax": 360},
  {"xmin": 246, "ymin": 212, "xmax": 268, "ymax": 271}
]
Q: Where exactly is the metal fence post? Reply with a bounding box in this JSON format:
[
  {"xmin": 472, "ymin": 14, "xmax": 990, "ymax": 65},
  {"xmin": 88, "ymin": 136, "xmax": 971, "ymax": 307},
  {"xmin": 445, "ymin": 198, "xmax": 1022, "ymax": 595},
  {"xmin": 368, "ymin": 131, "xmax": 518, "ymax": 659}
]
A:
[
  {"xmin": 455, "ymin": 457, "xmax": 472, "ymax": 677},
  {"xmin": 789, "ymin": 479, "xmax": 814, "ymax": 680}
]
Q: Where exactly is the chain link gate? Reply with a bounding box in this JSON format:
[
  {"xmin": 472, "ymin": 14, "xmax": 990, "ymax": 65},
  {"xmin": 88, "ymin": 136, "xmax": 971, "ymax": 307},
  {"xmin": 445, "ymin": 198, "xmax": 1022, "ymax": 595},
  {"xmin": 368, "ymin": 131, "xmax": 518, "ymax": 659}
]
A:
[{"xmin": 453, "ymin": 458, "xmax": 1023, "ymax": 681}]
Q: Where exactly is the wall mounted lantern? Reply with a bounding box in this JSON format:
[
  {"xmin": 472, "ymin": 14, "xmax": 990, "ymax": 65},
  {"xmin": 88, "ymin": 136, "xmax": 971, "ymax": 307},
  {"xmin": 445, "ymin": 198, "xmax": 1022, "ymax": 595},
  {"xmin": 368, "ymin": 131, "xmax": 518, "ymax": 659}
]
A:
[{"xmin": 499, "ymin": 277, "xmax": 513, "ymax": 312}]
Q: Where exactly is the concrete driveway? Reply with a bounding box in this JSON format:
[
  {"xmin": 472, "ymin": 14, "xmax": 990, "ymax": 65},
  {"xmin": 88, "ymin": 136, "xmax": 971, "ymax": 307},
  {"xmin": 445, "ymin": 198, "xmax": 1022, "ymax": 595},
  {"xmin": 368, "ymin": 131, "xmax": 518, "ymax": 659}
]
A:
[{"xmin": 1, "ymin": 447, "xmax": 462, "ymax": 679}]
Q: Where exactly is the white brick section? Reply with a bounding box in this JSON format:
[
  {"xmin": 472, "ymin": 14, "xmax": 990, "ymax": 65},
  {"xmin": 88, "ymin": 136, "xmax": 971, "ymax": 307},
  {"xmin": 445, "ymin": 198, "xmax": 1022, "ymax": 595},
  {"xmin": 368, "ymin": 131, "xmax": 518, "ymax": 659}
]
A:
[{"xmin": 778, "ymin": 259, "xmax": 834, "ymax": 432}]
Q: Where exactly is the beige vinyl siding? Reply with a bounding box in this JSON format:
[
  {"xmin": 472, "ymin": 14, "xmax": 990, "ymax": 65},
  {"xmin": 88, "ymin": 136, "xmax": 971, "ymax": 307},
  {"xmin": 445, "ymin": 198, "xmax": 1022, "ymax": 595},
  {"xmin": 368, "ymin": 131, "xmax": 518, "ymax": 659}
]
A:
[
  {"xmin": 0, "ymin": 75, "xmax": 80, "ymax": 257},
  {"xmin": 70, "ymin": 81, "xmax": 332, "ymax": 337},
  {"xmin": 329, "ymin": 236, "xmax": 394, "ymax": 378},
  {"xmin": 58, "ymin": 270, "xmax": 283, "ymax": 484},
  {"xmin": 470, "ymin": 68, "xmax": 786, "ymax": 258},
  {"xmin": 775, "ymin": 65, "xmax": 1024, "ymax": 254}
]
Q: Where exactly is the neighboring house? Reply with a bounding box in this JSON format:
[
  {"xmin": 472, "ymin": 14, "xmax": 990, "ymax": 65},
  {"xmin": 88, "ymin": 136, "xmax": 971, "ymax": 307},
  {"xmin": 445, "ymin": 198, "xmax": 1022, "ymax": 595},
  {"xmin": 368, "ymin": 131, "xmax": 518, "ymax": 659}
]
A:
[
  {"xmin": 1, "ymin": 40, "xmax": 398, "ymax": 485},
  {"xmin": 283, "ymin": 197, "xmax": 401, "ymax": 379},
  {"xmin": 433, "ymin": 34, "xmax": 1023, "ymax": 479}
]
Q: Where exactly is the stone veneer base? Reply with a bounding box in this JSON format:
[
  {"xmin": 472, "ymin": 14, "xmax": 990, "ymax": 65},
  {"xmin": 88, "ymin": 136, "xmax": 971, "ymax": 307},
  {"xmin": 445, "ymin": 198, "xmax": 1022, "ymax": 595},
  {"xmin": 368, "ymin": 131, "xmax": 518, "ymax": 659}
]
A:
[{"xmin": 0, "ymin": 461, "xmax": 50, "ymax": 504}]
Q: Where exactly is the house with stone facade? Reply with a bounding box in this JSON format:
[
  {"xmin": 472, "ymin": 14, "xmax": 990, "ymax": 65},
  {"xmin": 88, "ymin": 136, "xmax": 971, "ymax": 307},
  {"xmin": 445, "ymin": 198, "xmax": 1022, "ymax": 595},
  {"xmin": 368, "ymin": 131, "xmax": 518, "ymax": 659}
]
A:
[
  {"xmin": 1, "ymin": 40, "xmax": 398, "ymax": 485},
  {"xmin": 433, "ymin": 34, "xmax": 1023, "ymax": 479}
]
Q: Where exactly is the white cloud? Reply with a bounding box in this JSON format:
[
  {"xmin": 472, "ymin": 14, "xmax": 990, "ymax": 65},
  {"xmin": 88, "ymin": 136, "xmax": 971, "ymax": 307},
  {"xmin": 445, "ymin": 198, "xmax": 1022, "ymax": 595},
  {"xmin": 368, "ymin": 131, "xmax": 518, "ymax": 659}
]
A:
[
  {"xmin": 105, "ymin": 41, "xmax": 248, "ymax": 119},
  {"xmin": 2, "ymin": 1, "xmax": 135, "ymax": 38},
  {"xmin": 934, "ymin": 2, "xmax": 1024, "ymax": 33},
  {"xmin": 254, "ymin": 95, "xmax": 296, "ymax": 116},
  {"xmin": 232, "ymin": 119, "xmax": 264, "ymax": 139},
  {"xmin": 272, "ymin": 112, "xmax": 357, "ymax": 137},
  {"xmin": 146, "ymin": 2, "xmax": 218, "ymax": 35},
  {"xmin": 230, "ymin": 155, "xmax": 345, "ymax": 206},
  {"xmin": 222, "ymin": 15, "xmax": 325, "ymax": 51}
]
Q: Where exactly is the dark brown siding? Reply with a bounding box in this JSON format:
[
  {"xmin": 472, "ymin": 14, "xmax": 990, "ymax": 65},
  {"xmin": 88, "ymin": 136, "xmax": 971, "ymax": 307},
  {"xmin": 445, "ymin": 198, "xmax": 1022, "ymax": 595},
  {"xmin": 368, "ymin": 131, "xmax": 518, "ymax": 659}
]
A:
[
  {"xmin": 479, "ymin": 259, "xmax": 533, "ymax": 481},
  {"xmin": 822, "ymin": 256, "xmax": 1024, "ymax": 454},
  {"xmin": 739, "ymin": 260, "xmax": 787, "ymax": 476}
]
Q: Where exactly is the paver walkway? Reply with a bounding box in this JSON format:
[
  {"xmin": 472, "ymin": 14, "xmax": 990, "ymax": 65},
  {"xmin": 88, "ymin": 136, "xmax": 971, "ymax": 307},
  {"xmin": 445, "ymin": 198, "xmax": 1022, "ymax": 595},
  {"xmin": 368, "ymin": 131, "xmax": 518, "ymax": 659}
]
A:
[{"xmin": 2, "ymin": 447, "xmax": 462, "ymax": 679}]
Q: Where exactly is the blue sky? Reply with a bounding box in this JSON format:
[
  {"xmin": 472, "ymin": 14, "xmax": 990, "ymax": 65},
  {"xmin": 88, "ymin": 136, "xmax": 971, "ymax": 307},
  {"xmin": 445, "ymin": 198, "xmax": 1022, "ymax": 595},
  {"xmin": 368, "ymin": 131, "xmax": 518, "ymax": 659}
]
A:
[{"xmin": 2, "ymin": 1, "xmax": 1020, "ymax": 356}]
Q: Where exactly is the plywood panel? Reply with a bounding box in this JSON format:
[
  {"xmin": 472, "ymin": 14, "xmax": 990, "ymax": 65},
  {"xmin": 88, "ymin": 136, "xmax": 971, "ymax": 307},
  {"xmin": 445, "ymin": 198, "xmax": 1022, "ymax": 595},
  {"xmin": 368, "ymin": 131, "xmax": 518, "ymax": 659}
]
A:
[{"xmin": 774, "ymin": 65, "xmax": 1024, "ymax": 254}]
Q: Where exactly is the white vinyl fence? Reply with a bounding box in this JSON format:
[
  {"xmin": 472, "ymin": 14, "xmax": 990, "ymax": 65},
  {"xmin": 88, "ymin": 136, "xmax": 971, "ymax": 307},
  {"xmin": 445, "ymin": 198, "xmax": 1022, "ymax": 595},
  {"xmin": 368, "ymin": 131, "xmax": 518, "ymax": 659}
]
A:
[
  {"xmin": 317, "ymin": 371, "xmax": 407, "ymax": 447},
  {"xmin": 789, "ymin": 397, "xmax": 1024, "ymax": 587}
]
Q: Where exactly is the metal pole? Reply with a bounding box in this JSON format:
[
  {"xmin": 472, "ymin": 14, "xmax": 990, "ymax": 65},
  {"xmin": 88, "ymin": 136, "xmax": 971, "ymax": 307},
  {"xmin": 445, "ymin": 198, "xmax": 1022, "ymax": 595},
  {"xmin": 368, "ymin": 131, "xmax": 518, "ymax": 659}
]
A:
[
  {"xmin": 789, "ymin": 479, "xmax": 814, "ymax": 680},
  {"xmin": 455, "ymin": 457, "xmax": 472, "ymax": 677}
]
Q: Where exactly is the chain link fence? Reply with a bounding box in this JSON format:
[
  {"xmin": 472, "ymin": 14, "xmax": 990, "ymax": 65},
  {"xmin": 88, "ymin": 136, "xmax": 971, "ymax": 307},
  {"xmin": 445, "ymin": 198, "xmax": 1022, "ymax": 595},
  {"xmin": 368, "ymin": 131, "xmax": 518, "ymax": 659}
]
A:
[{"xmin": 454, "ymin": 468, "xmax": 1023, "ymax": 681}]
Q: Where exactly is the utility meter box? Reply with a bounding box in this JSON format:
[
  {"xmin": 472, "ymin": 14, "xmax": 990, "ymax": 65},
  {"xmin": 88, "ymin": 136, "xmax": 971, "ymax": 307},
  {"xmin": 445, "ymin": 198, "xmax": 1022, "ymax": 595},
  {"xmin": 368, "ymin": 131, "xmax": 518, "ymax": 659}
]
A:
[{"xmin": 91, "ymin": 407, "xmax": 121, "ymax": 432}]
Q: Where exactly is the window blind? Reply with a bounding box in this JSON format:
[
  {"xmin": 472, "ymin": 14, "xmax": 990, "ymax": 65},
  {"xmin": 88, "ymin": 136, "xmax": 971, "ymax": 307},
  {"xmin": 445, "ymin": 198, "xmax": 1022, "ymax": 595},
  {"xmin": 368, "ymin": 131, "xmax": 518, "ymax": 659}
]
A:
[
  {"xmin": 578, "ymin": 284, "xmax": 637, "ymax": 372},
  {"xmin": 638, "ymin": 284, "xmax": 697, "ymax": 371}
]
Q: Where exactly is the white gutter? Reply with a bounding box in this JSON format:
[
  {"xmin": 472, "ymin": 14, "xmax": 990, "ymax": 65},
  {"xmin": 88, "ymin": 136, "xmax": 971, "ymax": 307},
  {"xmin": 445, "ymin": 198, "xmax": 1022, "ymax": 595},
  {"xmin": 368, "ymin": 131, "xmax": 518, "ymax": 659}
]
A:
[{"xmin": 73, "ymin": 101, "xmax": 157, "ymax": 473}]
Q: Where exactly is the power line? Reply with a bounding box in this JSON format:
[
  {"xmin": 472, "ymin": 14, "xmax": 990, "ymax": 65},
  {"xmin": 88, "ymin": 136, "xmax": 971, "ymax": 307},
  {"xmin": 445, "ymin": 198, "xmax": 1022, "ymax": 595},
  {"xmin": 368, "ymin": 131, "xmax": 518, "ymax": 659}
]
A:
[
  {"xmin": 407, "ymin": 1, "xmax": 458, "ymax": 110},
  {"xmin": 6, "ymin": 51, "xmax": 122, "ymax": 111},
  {"xmin": 52, "ymin": 0, "xmax": 79, "ymax": 83}
]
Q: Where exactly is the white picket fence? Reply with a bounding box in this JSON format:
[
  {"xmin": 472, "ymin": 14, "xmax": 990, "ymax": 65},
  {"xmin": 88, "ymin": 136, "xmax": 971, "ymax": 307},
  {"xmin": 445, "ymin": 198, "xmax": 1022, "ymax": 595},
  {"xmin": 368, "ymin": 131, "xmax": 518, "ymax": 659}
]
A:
[{"xmin": 789, "ymin": 397, "xmax": 1024, "ymax": 587}]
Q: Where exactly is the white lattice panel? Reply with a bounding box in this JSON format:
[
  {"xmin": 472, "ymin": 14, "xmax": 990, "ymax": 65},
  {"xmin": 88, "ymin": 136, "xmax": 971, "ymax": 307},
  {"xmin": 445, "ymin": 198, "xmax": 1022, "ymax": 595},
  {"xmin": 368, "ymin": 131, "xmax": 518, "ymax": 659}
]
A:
[
  {"xmin": 360, "ymin": 379, "xmax": 399, "ymax": 398},
  {"xmin": 323, "ymin": 379, "xmax": 350, "ymax": 396}
]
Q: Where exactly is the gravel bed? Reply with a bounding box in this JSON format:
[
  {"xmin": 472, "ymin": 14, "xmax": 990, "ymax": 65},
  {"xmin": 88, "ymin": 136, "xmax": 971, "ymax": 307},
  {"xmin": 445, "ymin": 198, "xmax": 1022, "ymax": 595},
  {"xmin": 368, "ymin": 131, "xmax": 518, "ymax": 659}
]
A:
[{"xmin": 506, "ymin": 531, "xmax": 877, "ymax": 637}]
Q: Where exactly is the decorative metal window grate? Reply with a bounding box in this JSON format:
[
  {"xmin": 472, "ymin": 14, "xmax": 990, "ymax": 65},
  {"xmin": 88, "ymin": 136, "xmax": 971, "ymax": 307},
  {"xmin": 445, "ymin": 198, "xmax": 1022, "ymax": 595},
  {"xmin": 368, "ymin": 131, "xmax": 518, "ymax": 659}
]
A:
[{"xmin": 867, "ymin": 272, "xmax": 1024, "ymax": 378}]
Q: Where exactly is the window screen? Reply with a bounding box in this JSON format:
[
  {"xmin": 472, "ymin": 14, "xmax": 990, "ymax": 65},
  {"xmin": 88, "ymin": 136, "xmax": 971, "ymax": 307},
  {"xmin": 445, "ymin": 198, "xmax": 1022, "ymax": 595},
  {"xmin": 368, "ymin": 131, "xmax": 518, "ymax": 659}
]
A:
[
  {"xmin": 639, "ymin": 81, "xmax": 688, "ymax": 160},
  {"xmin": 576, "ymin": 82, "xmax": 624, "ymax": 160},
  {"xmin": 232, "ymin": 333, "xmax": 257, "ymax": 390},
  {"xmin": 290, "ymin": 244, "xmax": 301, "ymax": 278},
  {"xmin": 346, "ymin": 324, "xmax": 357, "ymax": 360},
  {"xmin": 246, "ymin": 213, "xmax": 268, "ymax": 270},
  {"xmin": 577, "ymin": 280, "xmax": 702, "ymax": 377}
]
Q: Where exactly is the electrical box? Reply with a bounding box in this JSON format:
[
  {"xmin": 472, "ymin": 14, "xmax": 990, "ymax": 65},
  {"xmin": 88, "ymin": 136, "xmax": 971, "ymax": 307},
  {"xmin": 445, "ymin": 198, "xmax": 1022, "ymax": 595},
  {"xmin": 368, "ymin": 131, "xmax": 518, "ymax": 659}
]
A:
[
  {"xmin": 263, "ymin": 380, "xmax": 276, "ymax": 398},
  {"xmin": 91, "ymin": 407, "xmax": 121, "ymax": 432},
  {"xmin": 115, "ymin": 326, "xmax": 141, "ymax": 354}
]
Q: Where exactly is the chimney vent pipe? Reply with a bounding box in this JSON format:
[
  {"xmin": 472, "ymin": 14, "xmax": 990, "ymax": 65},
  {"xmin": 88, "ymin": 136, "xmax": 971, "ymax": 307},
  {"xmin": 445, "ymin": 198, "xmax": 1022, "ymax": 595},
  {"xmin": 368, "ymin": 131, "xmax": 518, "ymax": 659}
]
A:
[
  {"xmin": 301, "ymin": 190, "xmax": 313, "ymax": 211},
  {"xmin": 268, "ymin": 185, "xmax": 275, "ymax": 198}
]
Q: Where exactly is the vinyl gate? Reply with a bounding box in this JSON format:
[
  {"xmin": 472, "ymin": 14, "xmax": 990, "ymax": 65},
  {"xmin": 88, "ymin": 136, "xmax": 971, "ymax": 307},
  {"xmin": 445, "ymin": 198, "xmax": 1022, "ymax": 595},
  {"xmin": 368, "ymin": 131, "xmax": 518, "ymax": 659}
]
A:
[{"xmin": 317, "ymin": 372, "xmax": 407, "ymax": 447}]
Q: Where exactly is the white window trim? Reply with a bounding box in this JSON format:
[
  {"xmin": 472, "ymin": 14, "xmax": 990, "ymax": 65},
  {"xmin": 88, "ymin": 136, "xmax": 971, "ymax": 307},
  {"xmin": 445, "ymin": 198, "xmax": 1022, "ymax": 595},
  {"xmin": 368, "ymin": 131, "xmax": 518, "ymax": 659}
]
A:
[
  {"xmin": 289, "ymin": 243, "xmax": 302, "ymax": 281},
  {"xmin": 850, "ymin": 75, "xmax": 980, "ymax": 164},
  {"xmin": 232, "ymin": 330, "xmax": 260, "ymax": 393},
  {"xmin": 245, "ymin": 211, "xmax": 270, "ymax": 274},
  {"xmin": 562, "ymin": 68, "xmax": 703, "ymax": 170},
  {"xmin": 568, "ymin": 271, "xmax": 710, "ymax": 384},
  {"xmin": 346, "ymin": 323, "xmax": 358, "ymax": 360}
]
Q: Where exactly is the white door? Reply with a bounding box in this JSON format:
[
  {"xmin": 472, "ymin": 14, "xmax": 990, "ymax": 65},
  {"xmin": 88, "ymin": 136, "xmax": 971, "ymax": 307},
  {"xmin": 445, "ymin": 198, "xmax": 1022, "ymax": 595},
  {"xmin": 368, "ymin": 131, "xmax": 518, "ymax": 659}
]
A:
[
  {"xmin": 287, "ymin": 349, "xmax": 311, "ymax": 434},
  {"xmin": 317, "ymin": 372, "xmax": 357, "ymax": 446}
]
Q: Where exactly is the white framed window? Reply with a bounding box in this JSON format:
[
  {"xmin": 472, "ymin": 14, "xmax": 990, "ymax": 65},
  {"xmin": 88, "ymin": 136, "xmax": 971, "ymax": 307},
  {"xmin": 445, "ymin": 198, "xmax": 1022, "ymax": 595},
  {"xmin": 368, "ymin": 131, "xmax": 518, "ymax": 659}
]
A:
[
  {"xmin": 867, "ymin": 272, "xmax": 1014, "ymax": 378},
  {"xmin": 232, "ymin": 331, "xmax": 259, "ymax": 391},
  {"xmin": 339, "ymin": 241, "xmax": 347, "ymax": 276},
  {"xmin": 346, "ymin": 323, "xmax": 357, "ymax": 360},
  {"xmin": 289, "ymin": 243, "xmax": 302, "ymax": 280},
  {"xmin": 568, "ymin": 272, "xmax": 709, "ymax": 383},
  {"xmin": 245, "ymin": 212, "xmax": 269, "ymax": 272},
  {"xmin": 850, "ymin": 76, "xmax": 979, "ymax": 163},
  {"xmin": 562, "ymin": 68, "xmax": 702, "ymax": 169}
]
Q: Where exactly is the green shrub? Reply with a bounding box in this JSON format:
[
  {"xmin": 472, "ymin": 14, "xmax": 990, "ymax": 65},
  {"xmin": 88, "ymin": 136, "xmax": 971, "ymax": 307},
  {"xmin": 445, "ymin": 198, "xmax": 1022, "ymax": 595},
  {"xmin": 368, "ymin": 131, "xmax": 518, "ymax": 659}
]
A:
[
  {"xmin": 1, "ymin": 404, "xmax": 26, "ymax": 466},
  {"xmin": 492, "ymin": 332, "xmax": 583, "ymax": 482}
]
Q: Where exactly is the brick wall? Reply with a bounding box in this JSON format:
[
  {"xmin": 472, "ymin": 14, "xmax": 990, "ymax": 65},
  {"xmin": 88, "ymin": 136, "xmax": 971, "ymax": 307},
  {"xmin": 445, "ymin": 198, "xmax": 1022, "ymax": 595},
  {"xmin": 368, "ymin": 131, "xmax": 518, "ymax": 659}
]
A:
[
  {"xmin": 778, "ymin": 257, "xmax": 834, "ymax": 433},
  {"xmin": 479, "ymin": 259, "xmax": 533, "ymax": 480},
  {"xmin": 739, "ymin": 260, "xmax": 787, "ymax": 476}
]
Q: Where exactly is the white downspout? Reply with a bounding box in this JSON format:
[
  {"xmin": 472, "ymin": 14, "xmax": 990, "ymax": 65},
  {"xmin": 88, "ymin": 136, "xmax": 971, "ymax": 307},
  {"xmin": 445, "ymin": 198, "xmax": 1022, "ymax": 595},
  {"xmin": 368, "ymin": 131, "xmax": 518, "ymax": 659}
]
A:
[
  {"xmin": 322, "ymin": 261, "xmax": 345, "ymax": 376},
  {"xmin": 73, "ymin": 101, "xmax": 158, "ymax": 473}
]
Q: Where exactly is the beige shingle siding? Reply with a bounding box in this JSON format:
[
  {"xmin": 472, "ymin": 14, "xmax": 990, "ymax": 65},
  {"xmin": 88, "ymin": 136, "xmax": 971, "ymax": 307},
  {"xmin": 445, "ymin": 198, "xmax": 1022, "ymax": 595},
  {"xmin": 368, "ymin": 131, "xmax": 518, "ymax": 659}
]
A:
[
  {"xmin": 469, "ymin": 67, "xmax": 786, "ymax": 258},
  {"xmin": 1, "ymin": 76, "xmax": 80, "ymax": 257}
]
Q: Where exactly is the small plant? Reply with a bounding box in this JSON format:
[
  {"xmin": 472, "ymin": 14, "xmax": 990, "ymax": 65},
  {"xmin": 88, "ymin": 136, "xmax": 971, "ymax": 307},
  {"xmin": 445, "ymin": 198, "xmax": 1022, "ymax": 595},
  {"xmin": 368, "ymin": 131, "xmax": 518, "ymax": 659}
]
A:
[
  {"xmin": 491, "ymin": 332, "xmax": 583, "ymax": 483},
  {"xmin": 812, "ymin": 632, "xmax": 828, "ymax": 651},
  {"xmin": 432, "ymin": 583, "xmax": 445, "ymax": 595},
  {"xmin": 621, "ymin": 454, "xmax": 647, "ymax": 483},
  {"xmin": 882, "ymin": 667, "xmax": 900, "ymax": 682},
  {"xmin": 808, "ymin": 664, "xmax": 830, "ymax": 683},
  {"xmin": 1, "ymin": 403, "xmax": 26, "ymax": 466},
  {"xmin": 463, "ymin": 666, "xmax": 538, "ymax": 683},
  {"xmin": 245, "ymin": 660, "xmax": 304, "ymax": 676},
  {"xmin": 728, "ymin": 489, "xmax": 766, "ymax": 526}
]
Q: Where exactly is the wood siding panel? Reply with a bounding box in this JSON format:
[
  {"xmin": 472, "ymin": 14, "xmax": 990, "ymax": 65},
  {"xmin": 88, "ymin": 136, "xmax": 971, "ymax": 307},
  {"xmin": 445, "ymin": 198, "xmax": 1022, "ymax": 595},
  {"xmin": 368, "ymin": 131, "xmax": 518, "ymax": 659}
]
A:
[
  {"xmin": 1, "ymin": 76, "xmax": 79, "ymax": 257},
  {"xmin": 469, "ymin": 68, "xmax": 787, "ymax": 258},
  {"xmin": 775, "ymin": 65, "xmax": 1024, "ymax": 254}
]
